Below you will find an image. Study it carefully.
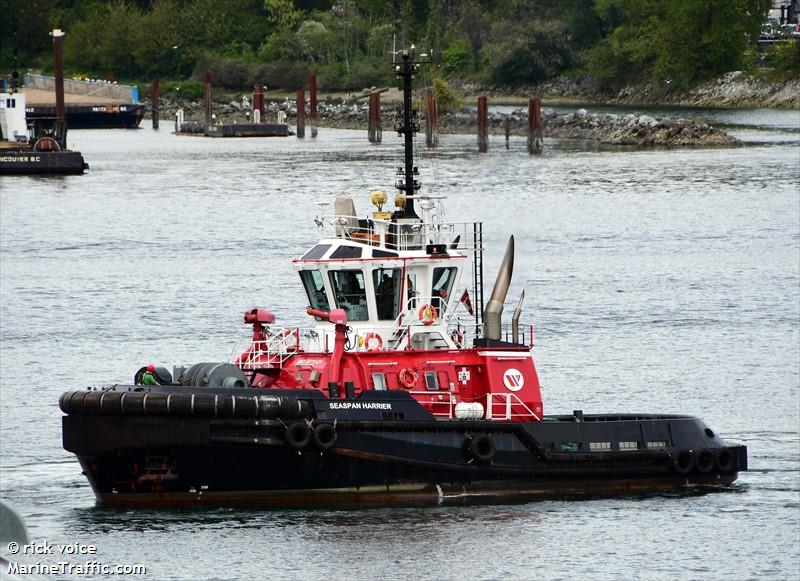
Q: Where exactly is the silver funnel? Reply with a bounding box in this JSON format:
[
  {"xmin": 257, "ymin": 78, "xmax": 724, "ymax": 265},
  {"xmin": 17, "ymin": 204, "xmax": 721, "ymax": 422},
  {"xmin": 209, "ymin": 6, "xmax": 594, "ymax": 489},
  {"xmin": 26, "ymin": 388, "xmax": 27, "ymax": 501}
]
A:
[
  {"xmin": 483, "ymin": 235, "xmax": 514, "ymax": 340},
  {"xmin": 512, "ymin": 290, "xmax": 525, "ymax": 344}
]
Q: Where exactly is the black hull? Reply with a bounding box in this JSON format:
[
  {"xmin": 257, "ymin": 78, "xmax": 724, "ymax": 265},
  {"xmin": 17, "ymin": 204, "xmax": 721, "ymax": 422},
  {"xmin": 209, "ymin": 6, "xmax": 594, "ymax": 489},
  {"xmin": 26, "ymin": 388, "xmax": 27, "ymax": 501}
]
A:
[
  {"xmin": 0, "ymin": 150, "xmax": 88, "ymax": 174},
  {"xmin": 61, "ymin": 387, "xmax": 747, "ymax": 507},
  {"xmin": 27, "ymin": 104, "xmax": 144, "ymax": 129}
]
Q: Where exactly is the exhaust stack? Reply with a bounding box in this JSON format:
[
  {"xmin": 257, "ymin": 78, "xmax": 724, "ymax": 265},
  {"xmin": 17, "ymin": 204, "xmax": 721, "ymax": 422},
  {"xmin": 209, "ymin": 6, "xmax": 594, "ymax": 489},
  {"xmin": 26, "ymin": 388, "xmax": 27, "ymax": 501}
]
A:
[
  {"xmin": 483, "ymin": 235, "xmax": 514, "ymax": 340},
  {"xmin": 512, "ymin": 290, "xmax": 525, "ymax": 344}
]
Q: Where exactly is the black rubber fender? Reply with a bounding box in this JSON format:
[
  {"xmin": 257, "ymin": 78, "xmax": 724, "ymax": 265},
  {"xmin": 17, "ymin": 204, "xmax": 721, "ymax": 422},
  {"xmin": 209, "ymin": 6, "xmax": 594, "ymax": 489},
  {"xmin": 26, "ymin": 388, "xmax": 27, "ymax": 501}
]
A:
[
  {"xmin": 313, "ymin": 423, "xmax": 338, "ymax": 450},
  {"xmin": 120, "ymin": 392, "xmax": 147, "ymax": 415},
  {"xmin": 82, "ymin": 391, "xmax": 105, "ymax": 413},
  {"xmin": 695, "ymin": 448, "xmax": 715, "ymax": 474},
  {"xmin": 99, "ymin": 391, "xmax": 124, "ymax": 414},
  {"xmin": 468, "ymin": 434, "xmax": 496, "ymax": 463},
  {"xmin": 673, "ymin": 449, "xmax": 695, "ymax": 475},
  {"xmin": 715, "ymin": 447, "xmax": 736, "ymax": 473},
  {"xmin": 285, "ymin": 422, "xmax": 312, "ymax": 451},
  {"xmin": 60, "ymin": 391, "xmax": 88, "ymax": 414}
]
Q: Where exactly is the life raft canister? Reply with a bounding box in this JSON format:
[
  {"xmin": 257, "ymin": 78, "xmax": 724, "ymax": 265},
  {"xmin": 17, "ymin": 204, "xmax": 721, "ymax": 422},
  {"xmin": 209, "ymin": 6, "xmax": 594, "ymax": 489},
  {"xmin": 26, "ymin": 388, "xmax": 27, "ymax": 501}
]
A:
[
  {"xmin": 398, "ymin": 367, "xmax": 418, "ymax": 389},
  {"xmin": 418, "ymin": 304, "xmax": 437, "ymax": 326},
  {"xmin": 364, "ymin": 332, "xmax": 383, "ymax": 351}
]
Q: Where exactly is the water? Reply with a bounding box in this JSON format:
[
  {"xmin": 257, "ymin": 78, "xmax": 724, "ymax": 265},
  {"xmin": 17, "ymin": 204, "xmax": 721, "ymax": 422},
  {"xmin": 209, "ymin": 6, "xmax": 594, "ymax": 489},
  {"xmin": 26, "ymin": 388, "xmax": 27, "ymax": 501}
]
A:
[{"xmin": 1, "ymin": 107, "xmax": 798, "ymax": 580}]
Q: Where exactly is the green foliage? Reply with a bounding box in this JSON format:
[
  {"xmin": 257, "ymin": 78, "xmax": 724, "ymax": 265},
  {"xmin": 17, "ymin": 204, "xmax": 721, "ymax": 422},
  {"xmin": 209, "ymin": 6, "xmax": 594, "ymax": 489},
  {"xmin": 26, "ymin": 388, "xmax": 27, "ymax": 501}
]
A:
[
  {"xmin": 441, "ymin": 39, "xmax": 471, "ymax": 76},
  {"xmin": 0, "ymin": 0, "xmax": 779, "ymax": 93},
  {"xmin": 432, "ymin": 77, "xmax": 462, "ymax": 113},
  {"xmin": 160, "ymin": 81, "xmax": 205, "ymax": 101},
  {"xmin": 765, "ymin": 39, "xmax": 800, "ymax": 76},
  {"xmin": 587, "ymin": 0, "xmax": 772, "ymax": 89},
  {"xmin": 487, "ymin": 22, "xmax": 575, "ymax": 87}
]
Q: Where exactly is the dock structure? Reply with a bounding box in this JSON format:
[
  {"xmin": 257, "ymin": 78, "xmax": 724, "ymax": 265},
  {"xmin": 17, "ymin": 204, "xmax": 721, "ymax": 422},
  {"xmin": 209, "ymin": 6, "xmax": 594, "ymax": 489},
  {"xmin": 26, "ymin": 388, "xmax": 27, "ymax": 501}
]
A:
[{"xmin": 174, "ymin": 74, "xmax": 289, "ymax": 138}]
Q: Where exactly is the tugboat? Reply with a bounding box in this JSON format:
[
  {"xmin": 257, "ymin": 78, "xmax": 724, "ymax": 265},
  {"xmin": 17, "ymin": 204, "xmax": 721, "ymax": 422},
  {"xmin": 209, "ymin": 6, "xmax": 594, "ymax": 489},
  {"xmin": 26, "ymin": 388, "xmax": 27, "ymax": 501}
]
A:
[
  {"xmin": 0, "ymin": 30, "xmax": 87, "ymax": 176},
  {"xmin": 60, "ymin": 48, "xmax": 747, "ymax": 507}
]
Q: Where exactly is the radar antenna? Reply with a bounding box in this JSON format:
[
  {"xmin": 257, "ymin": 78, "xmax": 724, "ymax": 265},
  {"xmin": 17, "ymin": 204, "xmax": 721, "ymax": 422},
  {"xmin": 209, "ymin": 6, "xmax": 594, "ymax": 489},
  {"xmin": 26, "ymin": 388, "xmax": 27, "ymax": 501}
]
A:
[{"xmin": 393, "ymin": 46, "xmax": 431, "ymax": 219}]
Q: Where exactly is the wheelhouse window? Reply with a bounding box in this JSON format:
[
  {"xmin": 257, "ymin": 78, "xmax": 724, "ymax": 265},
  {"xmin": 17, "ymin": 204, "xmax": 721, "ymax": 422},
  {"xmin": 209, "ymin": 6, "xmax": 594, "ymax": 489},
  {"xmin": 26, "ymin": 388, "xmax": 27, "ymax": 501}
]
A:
[
  {"xmin": 372, "ymin": 267, "xmax": 402, "ymax": 320},
  {"xmin": 300, "ymin": 271, "xmax": 330, "ymax": 317},
  {"xmin": 330, "ymin": 245, "xmax": 363, "ymax": 259},
  {"xmin": 302, "ymin": 244, "xmax": 331, "ymax": 260},
  {"xmin": 431, "ymin": 267, "xmax": 457, "ymax": 311},
  {"xmin": 329, "ymin": 270, "xmax": 368, "ymax": 321}
]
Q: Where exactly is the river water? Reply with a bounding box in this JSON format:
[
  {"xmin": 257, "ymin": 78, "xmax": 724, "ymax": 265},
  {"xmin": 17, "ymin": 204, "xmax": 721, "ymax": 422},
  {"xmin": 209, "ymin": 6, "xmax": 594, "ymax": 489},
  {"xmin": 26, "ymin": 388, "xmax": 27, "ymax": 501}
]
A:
[{"xmin": 1, "ymin": 106, "xmax": 798, "ymax": 580}]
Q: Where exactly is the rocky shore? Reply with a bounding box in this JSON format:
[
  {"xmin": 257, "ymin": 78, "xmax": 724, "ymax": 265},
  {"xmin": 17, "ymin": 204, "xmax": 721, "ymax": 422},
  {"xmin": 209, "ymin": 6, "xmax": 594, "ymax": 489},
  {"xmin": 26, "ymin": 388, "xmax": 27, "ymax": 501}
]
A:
[{"xmin": 153, "ymin": 97, "xmax": 738, "ymax": 147}]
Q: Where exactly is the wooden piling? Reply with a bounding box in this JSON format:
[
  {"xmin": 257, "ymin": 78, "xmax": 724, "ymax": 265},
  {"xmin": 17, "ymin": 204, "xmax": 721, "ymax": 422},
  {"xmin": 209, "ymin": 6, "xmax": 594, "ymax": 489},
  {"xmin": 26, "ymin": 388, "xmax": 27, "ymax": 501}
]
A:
[
  {"xmin": 309, "ymin": 74, "xmax": 318, "ymax": 137},
  {"xmin": 374, "ymin": 91, "xmax": 382, "ymax": 143},
  {"xmin": 425, "ymin": 90, "xmax": 438, "ymax": 148},
  {"xmin": 204, "ymin": 71, "xmax": 212, "ymax": 127},
  {"xmin": 527, "ymin": 96, "xmax": 543, "ymax": 155},
  {"xmin": 152, "ymin": 79, "xmax": 160, "ymax": 129},
  {"xmin": 504, "ymin": 116, "xmax": 510, "ymax": 149},
  {"xmin": 296, "ymin": 89, "xmax": 305, "ymax": 138},
  {"xmin": 51, "ymin": 29, "xmax": 67, "ymax": 147},
  {"xmin": 368, "ymin": 92, "xmax": 375, "ymax": 142},
  {"xmin": 253, "ymin": 83, "xmax": 264, "ymax": 123},
  {"xmin": 368, "ymin": 91, "xmax": 382, "ymax": 143},
  {"xmin": 477, "ymin": 95, "xmax": 488, "ymax": 152}
]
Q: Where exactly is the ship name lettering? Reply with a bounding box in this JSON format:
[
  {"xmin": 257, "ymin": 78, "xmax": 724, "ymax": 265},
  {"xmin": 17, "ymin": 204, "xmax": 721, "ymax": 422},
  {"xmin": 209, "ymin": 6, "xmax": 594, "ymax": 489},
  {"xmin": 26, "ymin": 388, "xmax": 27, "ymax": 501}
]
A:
[{"xmin": 329, "ymin": 402, "xmax": 392, "ymax": 410}]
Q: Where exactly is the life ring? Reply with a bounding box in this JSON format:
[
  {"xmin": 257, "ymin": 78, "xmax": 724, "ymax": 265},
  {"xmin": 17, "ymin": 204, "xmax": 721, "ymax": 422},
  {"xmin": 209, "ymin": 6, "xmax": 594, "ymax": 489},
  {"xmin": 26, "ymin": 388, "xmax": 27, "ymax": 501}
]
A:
[
  {"xmin": 364, "ymin": 332, "xmax": 383, "ymax": 351},
  {"xmin": 468, "ymin": 434, "xmax": 496, "ymax": 463},
  {"xmin": 285, "ymin": 422, "xmax": 311, "ymax": 450},
  {"xmin": 418, "ymin": 304, "xmax": 437, "ymax": 326},
  {"xmin": 695, "ymin": 448, "xmax": 715, "ymax": 474},
  {"xmin": 715, "ymin": 447, "xmax": 735, "ymax": 473},
  {"xmin": 672, "ymin": 449, "xmax": 695, "ymax": 475},
  {"xmin": 313, "ymin": 423, "xmax": 337, "ymax": 450},
  {"xmin": 398, "ymin": 367, "xmax": 418, "ymax": 389}
]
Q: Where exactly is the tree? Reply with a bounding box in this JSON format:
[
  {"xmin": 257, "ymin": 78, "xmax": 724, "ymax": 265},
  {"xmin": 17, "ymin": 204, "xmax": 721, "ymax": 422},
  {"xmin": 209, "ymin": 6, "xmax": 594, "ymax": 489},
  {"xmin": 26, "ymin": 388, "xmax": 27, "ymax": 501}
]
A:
[{"xmin": 588, "ymin": 0, "xmax": 772, "ymax": 89}]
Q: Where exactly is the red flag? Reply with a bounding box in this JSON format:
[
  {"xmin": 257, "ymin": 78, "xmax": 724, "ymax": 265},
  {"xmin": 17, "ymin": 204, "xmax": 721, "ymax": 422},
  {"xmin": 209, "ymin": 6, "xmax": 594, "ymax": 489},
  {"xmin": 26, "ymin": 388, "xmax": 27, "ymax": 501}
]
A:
[{"xmin": 460, "ymin": 289, "xmax": 474, "ymax": 316}]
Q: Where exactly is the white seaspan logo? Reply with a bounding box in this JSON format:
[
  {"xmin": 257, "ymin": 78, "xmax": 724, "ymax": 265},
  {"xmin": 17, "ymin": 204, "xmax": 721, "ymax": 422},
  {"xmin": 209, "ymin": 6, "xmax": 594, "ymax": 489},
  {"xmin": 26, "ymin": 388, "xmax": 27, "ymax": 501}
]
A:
[{"xmin": 503, "ymin": 368, "xmax": 524, "ymax": 392}]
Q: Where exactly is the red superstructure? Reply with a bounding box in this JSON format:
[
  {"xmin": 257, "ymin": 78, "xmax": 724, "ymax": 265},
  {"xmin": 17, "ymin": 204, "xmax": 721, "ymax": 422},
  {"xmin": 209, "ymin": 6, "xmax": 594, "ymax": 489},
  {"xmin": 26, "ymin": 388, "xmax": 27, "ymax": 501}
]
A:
[{"xmin": 233, "ymin": 192, "xmax": 542, "ymax": 422}]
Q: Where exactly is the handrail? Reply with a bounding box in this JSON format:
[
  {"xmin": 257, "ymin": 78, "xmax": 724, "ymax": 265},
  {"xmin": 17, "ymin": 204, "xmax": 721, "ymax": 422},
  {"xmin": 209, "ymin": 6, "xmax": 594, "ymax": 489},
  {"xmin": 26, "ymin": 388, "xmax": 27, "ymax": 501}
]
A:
[
  {"xmin": 486, "ymin": 392, "xmax": 541, "ymax": 421},
  {"xmin": 409, "ymin": 390, "xmax": 454, "ymax": 419},
  {"xmin": 318, "ymin": 215, "xmax": 484, "ymax": 252}
]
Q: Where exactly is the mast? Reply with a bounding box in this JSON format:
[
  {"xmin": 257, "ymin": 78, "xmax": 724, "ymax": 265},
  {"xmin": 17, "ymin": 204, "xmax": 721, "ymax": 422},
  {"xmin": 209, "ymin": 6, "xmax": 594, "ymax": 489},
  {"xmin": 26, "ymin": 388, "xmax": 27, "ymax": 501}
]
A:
[{"xmin": 393, "ymin": 46, "xmax": 429, "ymax": 219}]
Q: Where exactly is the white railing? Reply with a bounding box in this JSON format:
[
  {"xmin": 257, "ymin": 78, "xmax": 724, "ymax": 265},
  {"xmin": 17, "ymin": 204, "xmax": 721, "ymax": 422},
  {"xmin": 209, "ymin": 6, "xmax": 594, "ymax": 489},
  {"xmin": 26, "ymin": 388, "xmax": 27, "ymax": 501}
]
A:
[
  {"xmin": 486, "ymin": 393, "xmax": 541, "ymax": 421},
  {"xmin": 409, "ymin": 391, "xmax": 455, "ymax": 419},
  {"xmin": 317, "ymin": 215, "xmax": 483, "ymax": 253},
  {"xmin": 232, "ymin": 327, "xmax": 323, "ymax": 369}
]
